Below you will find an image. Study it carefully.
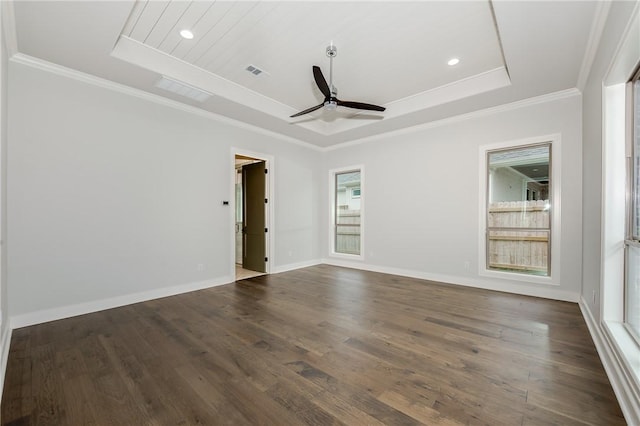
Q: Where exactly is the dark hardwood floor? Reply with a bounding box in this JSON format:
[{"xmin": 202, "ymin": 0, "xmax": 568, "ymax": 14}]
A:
[{"xmin": 1, "ymin": 265, "xmax": 625, "ymax": 425}]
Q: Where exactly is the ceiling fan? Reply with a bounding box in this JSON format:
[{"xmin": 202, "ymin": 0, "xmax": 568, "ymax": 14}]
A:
[{"xmin": 290, "ymin": 45, "xmax": 386, "ymax": 118}]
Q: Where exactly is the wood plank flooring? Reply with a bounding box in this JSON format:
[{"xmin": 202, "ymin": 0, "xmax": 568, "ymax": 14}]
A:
[{"xmin": 1, "ymin": 265, "xmax": 625, "ymax": 425}]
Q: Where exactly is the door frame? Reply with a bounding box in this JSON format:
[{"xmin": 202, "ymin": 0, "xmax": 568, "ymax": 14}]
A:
[{"xmin": 230, "ymin": 148, "xmax": 274, "ymax": 279}]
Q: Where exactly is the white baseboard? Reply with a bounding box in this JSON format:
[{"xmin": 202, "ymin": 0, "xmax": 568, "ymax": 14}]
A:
[
  {"xmin": 7, "ymin": 258, "xmax": 580, "ymax": 329},
  {"xmin": 8, "ymin": 258, "xmax": 324, "ymax": 329},
  {"xmin": 10, "ymin": 275, "xmax": 233, "ymax": 329},
  {"xmin": 272, "ymin": 259, "xmax": 322, "ymax": 274},
  {"xmin": 321, "ymin": 258, "xmax": 579, "ymax": 302},
  {"xmin": 5, "ymin": 261, "xmax": 637, "ymax": 423},
  {"xmin": 0, "ymin": 324, "xmax": 12, "ymax": 402},
  {"xmin": 579, "ymin": 298, "xmax": 640, "ymax": 425}
]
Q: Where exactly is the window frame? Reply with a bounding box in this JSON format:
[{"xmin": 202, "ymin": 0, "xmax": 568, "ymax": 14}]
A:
[
  {"xmin": 329, "ymin": 165, "xmax": 364, "ymax": 260},
  {"xmin": 485, "ymin": 142, "xmax": 552, "ymax": 277},
  {"xmin": 624, "ymin": 66, "xmax": 640, "ymax": 346},
  {"xmin": 478, "ymin": 135, "xmax": 561, "ymax": 285},
  {"xmin": 598, "ymin": 5, "xmax": 640, "ymax": 416}
]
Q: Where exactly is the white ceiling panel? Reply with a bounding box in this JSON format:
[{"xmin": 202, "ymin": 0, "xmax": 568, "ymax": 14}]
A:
[
  {"xmin": 175, "ymin": 2, "xmax": 258, "ymax": 62},
  {"xmin": 142, "ymin": 0, "xmax": 191, "ymax": 48},
  {"xmin": 156, "ymin": 2, "xmax": 216, "ymax": 54},
  {"xmin": 196, "ymin": 2, "xmax": 282, "ymax": 71},
  {"xmin": 128, "ymin": 1, "xmax": 171, "ymax": 41}
]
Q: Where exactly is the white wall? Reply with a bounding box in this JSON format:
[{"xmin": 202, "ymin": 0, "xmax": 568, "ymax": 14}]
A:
[
  {"xmin": 490, "ymin": 167, "xmax": 525, "ymax": 202},
  {"xmin": 0, "ymin": 0, "xmax": 11, "ymax": 393},
  {"xmin": 7, "ymin": 61, "xmax": 321, "ymax": 325},
  {"xmin": 582, "ymin": 1, "xmax": 637, "ymax": 320},
  {"xmin": 323, "ymin": 93, "xmax": 582, "ymax": 301}
]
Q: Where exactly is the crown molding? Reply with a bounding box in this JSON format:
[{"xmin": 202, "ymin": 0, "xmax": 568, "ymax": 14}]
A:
[
  {"xmin": 112, "ymin": 35, "xmax": 511, "ymax": 139},
  {"xmin": 1, "ymin": 1, "xmax": 18, "ymax": 57},
  {"xmin": 10, "ymin": 53, "xmax": 581, "ymax": 154},
  {"xmin": 325, "ymin": 66, "xmax": 511, "ymax": 137},
  {"xmin": 603, "ymin": 0, "xmax": 640, "ymax": 86},
  {"xmin": 10, "ymin": 53, "xmax": 323, "ymax": 152},
  {"xmin": 577, "ymin": 1, "xmax": 612, "ymax": 92},
  {"xmin": 324, "ymin": 88, "xmax": 581, "ymax": 152}
]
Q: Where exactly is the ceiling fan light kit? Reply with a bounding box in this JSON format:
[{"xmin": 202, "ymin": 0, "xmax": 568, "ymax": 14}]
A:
[{"xmin": 290, "ymin": 44, "xmax": 386, "ymax": 119}]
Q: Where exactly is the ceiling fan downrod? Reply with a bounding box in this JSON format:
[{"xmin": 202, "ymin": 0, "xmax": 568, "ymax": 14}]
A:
[{"xmin": 326, "ymin": 44, "xmax": 338, "ymax": 110}]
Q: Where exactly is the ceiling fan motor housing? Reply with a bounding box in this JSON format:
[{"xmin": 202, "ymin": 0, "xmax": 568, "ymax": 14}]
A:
[
  {"xmin": 324, "ymin": 100, "xmax": 338, "ymax": 111},
  {"xmin": 289, "ymin": 44, "xmax": 386, "ymax": 118}
]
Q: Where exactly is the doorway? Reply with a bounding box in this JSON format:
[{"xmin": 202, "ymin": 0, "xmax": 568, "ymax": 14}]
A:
[{"xmin": 234, "ymin": 154, "xmax": 269, "ymax": 280}]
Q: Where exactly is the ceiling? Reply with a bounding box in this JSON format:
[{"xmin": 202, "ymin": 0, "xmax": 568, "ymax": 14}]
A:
[
  {"xmin": 512, "ymin": 164, "xmax": 549, "ymax": 181},
  {"xmin": 11, "ymin": 1, "xmax": 599, "ymax": 148}
]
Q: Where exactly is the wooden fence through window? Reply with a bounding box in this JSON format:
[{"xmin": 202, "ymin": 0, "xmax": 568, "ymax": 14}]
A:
[
  {"xmin": 336, "ymin": 210, "xmax": 360, "ymax": 255},
  {"xmin": 488, "ymin": 200, "xmax": 550, "ymax": 274}
]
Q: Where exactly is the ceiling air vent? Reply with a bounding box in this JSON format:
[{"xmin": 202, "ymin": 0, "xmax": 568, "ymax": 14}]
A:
[
  {"xmin": 155, "ymin": 76, "xmax": 212, "ymax": 102},
  {"xmin": 246, "ymin": 65, "xmax": 265, "ymax": 76}
]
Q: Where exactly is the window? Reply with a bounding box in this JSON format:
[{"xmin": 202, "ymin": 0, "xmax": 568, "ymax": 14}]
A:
[
  {"xmin": 600, "ymin": 6, "xmax": 640, "ymax": 403},
  {"xmin": 332, "ymin": 167, "xmax": 362, "ymax": 256},
  {"xmin": 625, "ymin": 68, "xmax": 640, "ymax": 342},
  {"xmin": 486, "ymin": 143, "xmax": 551, "ymax": 276}
]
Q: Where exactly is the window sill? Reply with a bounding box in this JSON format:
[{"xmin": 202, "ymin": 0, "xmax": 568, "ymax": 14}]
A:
[
  {"xmin": 479, "ymin": 268, "xmax": 557, "ymax": 286},
  {"xmin": 329, "ymin": 252, "xmax": 364, "ymax": 261},
  {"xmin": 603, "ymin": 321, "xmax": 640, "ymax": 396}
]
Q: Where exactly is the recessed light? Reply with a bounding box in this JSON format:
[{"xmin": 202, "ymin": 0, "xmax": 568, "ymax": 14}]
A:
[
  {"xmin": 447, "ymin": 58, "xmax": 460, "ymax": 66},
  {"xmin": 180, "ymin": 29, "xmax": 194, "ymax": 40}
]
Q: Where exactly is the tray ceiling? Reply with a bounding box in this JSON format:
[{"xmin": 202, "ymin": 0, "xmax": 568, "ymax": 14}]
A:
[
  {"xmin": 113, "ymin": 0, "xmax": 509, "ymax": 136},
  {"xmin": 11, "ymin": 1, "xmax": 598, "ymax": 147}
]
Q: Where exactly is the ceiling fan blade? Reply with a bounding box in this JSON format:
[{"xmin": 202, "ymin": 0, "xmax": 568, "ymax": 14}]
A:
[
  {"xmin": 337, "ymin": 100, "xmax": 386, "ymax": 112},
  {"xmin": 313, "ymin": 66, "xmax": 331, "ymax": 99},
  {"xmin": 290, "ymin": 103, "xmax": 324, "ymax": 118}
]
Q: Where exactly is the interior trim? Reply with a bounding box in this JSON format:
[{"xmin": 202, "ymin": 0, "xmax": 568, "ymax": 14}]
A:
[
  {"xmin": 0, "ymin": 324, "xmax": 12, "ymax": 402},
  {"xmin": 579, "ymin": 297, "xmax": 640, "ymax": 425},
  {"xmin": 229, "ymin": 148, "xmax": 276, "ymax": 280},
  {"xmin": 324, "ymin": 88, "xmax": 580, "ymax": 152},
  {"xmin": 112, "ymin": 35, "xmax": 511, "ymax": 138},
  {"xmin": 10, "ymin": 275, "xmax": 232, "ymax": 329},
  {"xmin": 9, "ymin": 53, "xmax": 323, "ymax": 152},
  {"xmin": 322, "ymin": 258, "xmax": 579, "ymax": 302},
  {"xmin": 271, "ymin": 259, "xmax": 322, "ymax": 274},
  {"xmin": 112, "ymin": 35, "xmax": 297, "ymax": 129},
  {"xmin": 577, "ymin": 1, "xmax": 613, "ymax": 92},
  {"xmin": 10, "ymin": 52, "xmax": 580, "ymax": 153},
  {"xmin": 8, "ymin": 258, "xmax": 581, "ymax": 330},
  {"xmin": 1, "ymin": 1, "xmax": 18, "ymax": 57}
]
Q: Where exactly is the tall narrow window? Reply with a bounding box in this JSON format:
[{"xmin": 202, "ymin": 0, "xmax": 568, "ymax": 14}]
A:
[
  {"xmin": 333, "ymin": 168, "xmax": 362, "ymax": 256},
  {"xmin": 486, "ymin": 143, "xmax": 551, "ymax": 276},
  {"xmin": 625, "ymin": 69, "xmax": 640, "ymax": 342}
]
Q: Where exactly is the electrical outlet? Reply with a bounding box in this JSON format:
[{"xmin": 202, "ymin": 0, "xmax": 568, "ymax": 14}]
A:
[
  {"xmin": 464, "ymin": 261, "xmax": 470, "ymax": 271},
  {"xmin": 288, "ymin": 251, "xmax": 293, "ymax": 257},
  {"xmin": 197, "ymin": 263, "xmax": 204, "ymax": 272}
]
